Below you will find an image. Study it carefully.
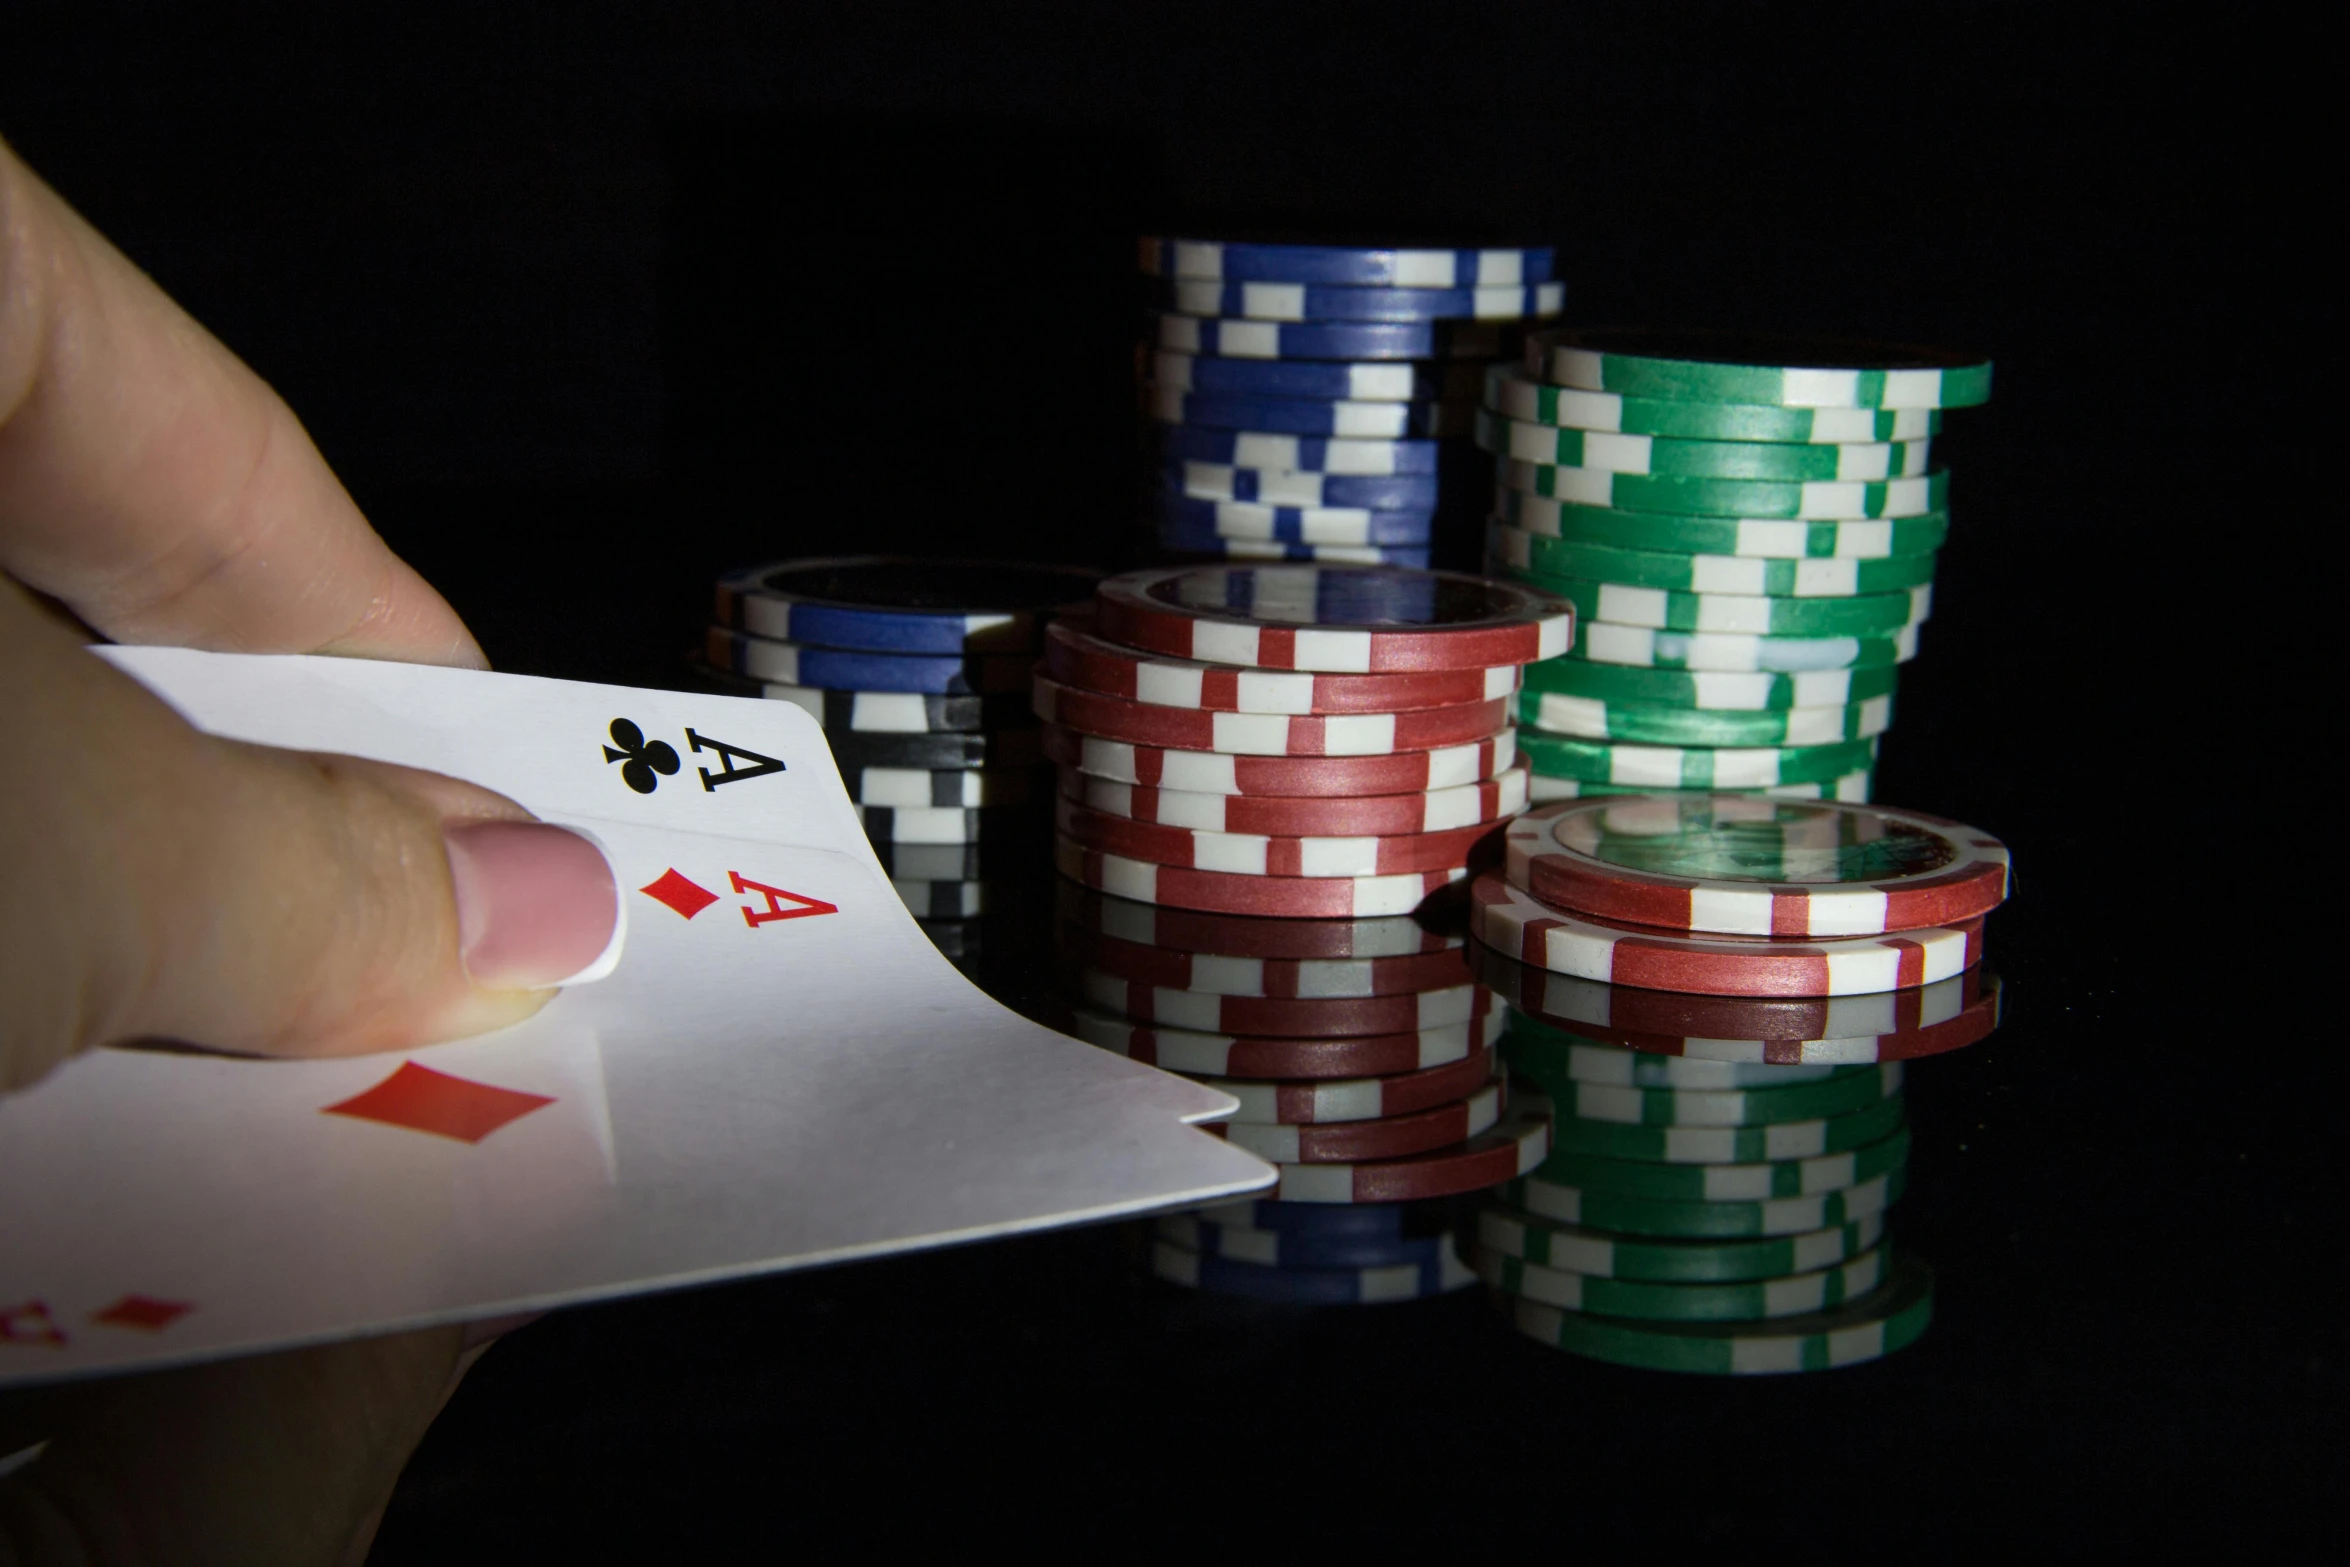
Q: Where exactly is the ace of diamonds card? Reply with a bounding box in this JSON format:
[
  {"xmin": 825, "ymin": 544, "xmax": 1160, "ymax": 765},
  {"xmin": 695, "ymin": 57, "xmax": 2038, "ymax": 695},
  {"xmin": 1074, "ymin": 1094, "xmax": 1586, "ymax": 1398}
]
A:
[{"xmin": 0, "ymin": 651, "xmax": 1271, "ymax": 1385}]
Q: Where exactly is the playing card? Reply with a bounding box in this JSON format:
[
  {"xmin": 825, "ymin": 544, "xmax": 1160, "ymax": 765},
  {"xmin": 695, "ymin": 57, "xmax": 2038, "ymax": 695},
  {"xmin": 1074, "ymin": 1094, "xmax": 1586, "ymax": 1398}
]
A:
[
  {"xmin": 0, "ymin": 651, "xmax": 1272, "ymax": 1386},
  {"xmin": 89, "ymin": 646, "xmax": 867, "ymax": 849}
]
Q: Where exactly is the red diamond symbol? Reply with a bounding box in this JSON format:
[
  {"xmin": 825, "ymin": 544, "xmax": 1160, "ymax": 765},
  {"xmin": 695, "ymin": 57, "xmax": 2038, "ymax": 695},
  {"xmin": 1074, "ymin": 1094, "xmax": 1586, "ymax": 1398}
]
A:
[
  {"xmin": 321, "ymin": 1061, "xmax": 555, "ymax": 1144},
  {"xmin": 641, "ymin": 868, "xmax": 719, "ymax": 919},
  {"xmin": 90, "ymin": 1295, "xmax": 193, "ymax": 1332},
  {"xmin": 0, "ymin": 1300, "xmax": 66, "ymax": 1348}
]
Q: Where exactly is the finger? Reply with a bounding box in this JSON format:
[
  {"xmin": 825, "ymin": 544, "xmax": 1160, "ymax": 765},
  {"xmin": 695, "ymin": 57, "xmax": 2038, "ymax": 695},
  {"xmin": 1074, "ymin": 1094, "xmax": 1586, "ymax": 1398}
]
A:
[
  {"xmin": 0, "ymin": 1325, "xmax": 468, "ymax": 1567},
  {"xmin": 0, "ymin": 583, "xmax": 619, "ymax": 1090},
  {"xmin": 0, "ymin": 138, "xmax": 484, "ymax": 668}
]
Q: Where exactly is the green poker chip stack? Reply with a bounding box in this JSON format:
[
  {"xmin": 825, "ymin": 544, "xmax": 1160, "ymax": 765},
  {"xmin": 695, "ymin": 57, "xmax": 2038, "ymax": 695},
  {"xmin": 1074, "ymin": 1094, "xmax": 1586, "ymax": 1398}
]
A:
[
  {"xmin": 1471, "ymin": 1012, "xmax": 1930, "ymax": 1373},
  {"xmin": 1476, "ymin": 329, "xmax": 1992, "ymax": 801}
]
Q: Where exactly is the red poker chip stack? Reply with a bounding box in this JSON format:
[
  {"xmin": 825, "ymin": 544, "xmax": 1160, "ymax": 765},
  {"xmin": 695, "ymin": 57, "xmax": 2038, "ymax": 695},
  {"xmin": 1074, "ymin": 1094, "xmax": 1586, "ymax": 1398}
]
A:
[
  {"xmin": 1461, "ymin": 793, "xmax": 2015, "ymax": 1370},
  {"xmin": 1040, "ymin": 564, "xmax": 1574, "ymax": 922},
  {"xmin": 1037, "ymin": 563, "xmax": 1576, "ymax": 1302}
]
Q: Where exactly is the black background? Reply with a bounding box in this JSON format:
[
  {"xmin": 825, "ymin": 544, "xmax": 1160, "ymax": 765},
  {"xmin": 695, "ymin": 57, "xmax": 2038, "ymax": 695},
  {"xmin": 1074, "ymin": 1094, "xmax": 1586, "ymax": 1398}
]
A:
[{"xmin": 3, "ymin": 2, "xmax": 2324, "ymax": 1553}]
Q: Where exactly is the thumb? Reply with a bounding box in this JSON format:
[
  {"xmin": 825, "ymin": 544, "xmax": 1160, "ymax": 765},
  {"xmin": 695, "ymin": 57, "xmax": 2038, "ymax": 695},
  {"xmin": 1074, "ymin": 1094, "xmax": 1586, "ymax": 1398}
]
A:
[{"xmin": 1, "ymin": 585, "xmax": 619, "ymax": 1092}]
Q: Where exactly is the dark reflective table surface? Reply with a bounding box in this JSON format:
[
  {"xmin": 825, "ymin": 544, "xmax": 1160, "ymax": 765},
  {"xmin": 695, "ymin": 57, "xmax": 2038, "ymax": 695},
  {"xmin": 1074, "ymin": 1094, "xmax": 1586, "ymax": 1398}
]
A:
[{"xmin": 4, "ymin": 4, "xmax": 2314, "ymax": 1552}]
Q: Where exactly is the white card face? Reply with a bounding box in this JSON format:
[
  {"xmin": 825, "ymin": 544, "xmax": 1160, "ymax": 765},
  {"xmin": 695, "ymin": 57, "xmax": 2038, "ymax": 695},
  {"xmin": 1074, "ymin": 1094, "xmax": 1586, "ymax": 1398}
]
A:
[
  {"xmin": 0, "ymin": 651, "xmax": 1271, "ymax": 1386},
  {"xmin": 90, "ymin": 647, "xmax": 867, "ymax": 849}
]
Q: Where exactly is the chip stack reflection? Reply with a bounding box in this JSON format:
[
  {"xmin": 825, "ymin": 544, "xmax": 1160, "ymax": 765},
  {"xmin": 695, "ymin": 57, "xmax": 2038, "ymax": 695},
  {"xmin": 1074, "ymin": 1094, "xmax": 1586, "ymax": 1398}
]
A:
[
  {"xmin": 1039, "ymin": 563, "xmax": 1574, "ymax": 1304},
  {"xmin": 1460, "ymin": 795, "xmax": 2011, "ymax": 1372}
]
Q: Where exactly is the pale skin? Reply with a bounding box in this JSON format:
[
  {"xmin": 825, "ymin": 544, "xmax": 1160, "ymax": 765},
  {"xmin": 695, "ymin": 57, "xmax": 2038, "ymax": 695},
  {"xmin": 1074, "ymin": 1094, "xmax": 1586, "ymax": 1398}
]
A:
[{"xmin": 0, "ymin": 139, "xmax": 577, "ymax": 1563}]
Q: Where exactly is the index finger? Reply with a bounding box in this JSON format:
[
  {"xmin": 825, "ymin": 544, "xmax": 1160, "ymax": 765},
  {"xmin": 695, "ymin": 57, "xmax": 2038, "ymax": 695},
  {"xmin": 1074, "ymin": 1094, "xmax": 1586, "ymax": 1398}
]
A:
[{"xmin": 0, "ymin": 139, "xmax": 483, "ymax": 667}]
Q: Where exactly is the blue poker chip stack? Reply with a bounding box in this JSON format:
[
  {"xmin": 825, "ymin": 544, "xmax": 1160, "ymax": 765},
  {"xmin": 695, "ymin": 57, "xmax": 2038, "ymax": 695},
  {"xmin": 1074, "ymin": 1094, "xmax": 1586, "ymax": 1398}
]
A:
[
  {"xmin": 693, "ymin": 556, "xmax": 1100, "ymax": 970},
  {"xmin": 1138, "ymin": 236, "xmax": 1565, "ymax": 572}
]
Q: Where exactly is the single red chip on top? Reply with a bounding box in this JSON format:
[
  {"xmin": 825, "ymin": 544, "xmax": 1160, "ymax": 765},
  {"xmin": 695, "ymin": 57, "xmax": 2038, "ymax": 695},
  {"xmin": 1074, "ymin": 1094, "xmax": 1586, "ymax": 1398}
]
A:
[
  {"xmin": 1094, "ymin": 564, "xmax": 1572, "ymax": 673},
  {"xmin": 1504, "ymin": 795, "xmax": 2010, "ymax": 936},
  {"xmin": 1044, "ymin": 618, "xmax": 1523, "ymax": 714}
]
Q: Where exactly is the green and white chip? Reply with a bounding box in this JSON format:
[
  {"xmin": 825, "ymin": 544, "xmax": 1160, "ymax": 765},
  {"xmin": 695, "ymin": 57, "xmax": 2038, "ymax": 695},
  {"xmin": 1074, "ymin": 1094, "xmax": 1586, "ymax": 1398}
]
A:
[
  {"xmin": 1521, "ymin": 656, "xmax": 1899, "ymax": 712},
  {"xmin": 1512, "ymin": 571, "xmax": 1929, "ymax": 637},
  {"xmin": 1498, "ymin": 456, "xmax": 1950, "ymax": 521},
  {"xmin": 1547, "ymin": 1092, "xmax": 1908, "ymax": 1164},
  {"xmin": 1499, "ymin": 1166, "xmax": 1906, "ymax": 1239},
  {"xmin": 1513, "ymin": 729, "xmax": 1881, "ymax": 788},
  {"xmin": 1488, "ymin": 523, "xmax": 1939, "ymax": 598},
  {"xmin": 1526, "ymin": 769, "xmax": 1873, "ymax": 804},
  {"xmin": 1475, "ymin": 408, "xmax": 1933, "ymax": 482},
  {"xmin": 1517, "ymin": 689, "xmax": 1893, "ymax": 747},
  {"xmin": 1472, "ymin": 1242, "xmax": 1887, "ymax": 1321},
  {"xmin": 1525, "ymin": 328, "xmax": 1993, "ymax": 410},
  {"xmin": 1496, "ymin": 489, "xmax": 1952, "ymax": 558},
  {"xmin": 1482, "ymin": 363, "xmax": 1944, "ymax": 442},
  {"xmin": 1475, "ymin": 1204, "xmax": 1885, "ymax": 1282},
  {"xmin": 1502, "ymin": 1257, "xmax": 1935, "ymax": 1373},
  {"xmin": 1507, "ymin": 1053, "xmax": 1904, "ymax": 1127},
  {"xmin": 1571, "ymin": 616, "xmax": 1919, "ymax": 671},
  {"xmin": 1530, "ymin": 1127, "xmax": 1911, "ymax": 1204}
]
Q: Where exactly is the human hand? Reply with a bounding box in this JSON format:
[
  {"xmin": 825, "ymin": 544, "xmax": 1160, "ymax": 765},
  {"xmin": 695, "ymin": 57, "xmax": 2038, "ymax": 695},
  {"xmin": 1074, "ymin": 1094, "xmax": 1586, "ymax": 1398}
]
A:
[
  {"xmin": 0, "ymin": 137, "xmax": 620, "ymax": 1091},
  {"xmin": 0, "ymin": 139, "xmax": 597, "ymax": 1562}
]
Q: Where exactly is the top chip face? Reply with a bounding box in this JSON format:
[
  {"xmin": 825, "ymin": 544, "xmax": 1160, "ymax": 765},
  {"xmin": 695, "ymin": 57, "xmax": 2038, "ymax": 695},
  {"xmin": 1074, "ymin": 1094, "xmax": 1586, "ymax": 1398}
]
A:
[
  {"xmin": 1139, "ymin": 237, "xmax": 1558, "ymax": 288},
  {"xmin": 717, "ymin": 557, "xmax": 1102, "ymax": 654},
  {"xmin": 1524, "ymin": 328, "xmax": 1993, "ymax": 410},
  {"xmin": 1093, "ymin": 565, "xmax": 1573, "ymax": 674},
  {"xmin": 1505, "ymin": 796, "xmax": 2011, "ymax": 937}
]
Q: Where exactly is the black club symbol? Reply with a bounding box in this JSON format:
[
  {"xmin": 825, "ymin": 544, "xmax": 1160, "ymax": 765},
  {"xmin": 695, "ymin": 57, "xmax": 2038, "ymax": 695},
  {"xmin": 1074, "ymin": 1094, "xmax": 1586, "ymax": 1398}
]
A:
[{"xmin": 603, "ymin": 718, "xmax": 681, "ymax": 795}]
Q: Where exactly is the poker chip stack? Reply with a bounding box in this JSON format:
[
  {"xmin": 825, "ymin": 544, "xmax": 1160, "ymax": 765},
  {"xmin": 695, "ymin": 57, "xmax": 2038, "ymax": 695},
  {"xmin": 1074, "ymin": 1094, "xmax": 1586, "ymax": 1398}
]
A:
[
  {"xmin": 1474, "ymin": 331, "xmax": 1993, "ymax": 804},
  {"xmin": 1037, "ymin": 561, "xmax": 1575, "ymax": 1305},
  {"xmin": 1460, "ymin": 794, "xmax": 2013, "ymax": 1373},
  {"xmin": 1138, "ymin": 237, "xmax": 1564, "ymax": 572},
  {"xmin": 697, "ymin": 557, "xmax": 1100, "ymax": 970}
]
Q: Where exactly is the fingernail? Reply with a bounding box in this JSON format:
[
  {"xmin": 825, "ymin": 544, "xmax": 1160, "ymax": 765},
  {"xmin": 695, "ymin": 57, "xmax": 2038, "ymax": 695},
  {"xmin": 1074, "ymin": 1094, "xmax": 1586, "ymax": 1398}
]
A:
[{"xmin": 444, "ymin": 822, "xmax": 620, "ymax": 989}]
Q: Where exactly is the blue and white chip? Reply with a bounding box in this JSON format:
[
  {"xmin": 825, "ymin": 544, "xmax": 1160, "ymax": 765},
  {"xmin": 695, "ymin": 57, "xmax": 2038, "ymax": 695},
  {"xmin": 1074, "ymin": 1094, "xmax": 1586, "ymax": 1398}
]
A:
[
  {"xmin": 1155, "ymin": 1214, "xmax": 1450, "ymax": 1270},
  {"xmin": 1146, "ymin": 384, "xmax": 1473, "ymax": 440},
  {"xmin": 704, "ymin": 625, "xmax": 1034, "ymax": 695},
  {"xmin": 1192, "ymin": 1198, "xmax": 1457, "ymax": 1238},
  {"xmin": 1152, "ymin": 312, "xmax": 1544, "ymax": 362},
  {"xmin": 1158, "ymin": 459, "xmax": 1441, "ymax": 510},
  {"xmin": 1149, "ymin": 349, "xmax": 1486, "ymax": 403},
  {"xmin": 1156, "ymin": 534, "xmax": 1433, "ymax": 568},
  {"xmin": 1151, "ymin": 278, "xmax": 1565, "ymax": 323},
  {"xmin": 1154, "ymin": 424, "xmax": 1443, "ymax": 475},
  {"xmin": 1139, "ymin": 238, "xmax": 1556, "ymax": 288},
  {"xmin": 1156, "ymin": 492, "xmax": 1436, "ymax": 547},
  {"xmin": 715, "ymin": 557, "xmax": 1098, "ymax": 654},
  {"xmin": 1149, "ymin": 1238, "xmax": 1475, "ymax": 1303}
]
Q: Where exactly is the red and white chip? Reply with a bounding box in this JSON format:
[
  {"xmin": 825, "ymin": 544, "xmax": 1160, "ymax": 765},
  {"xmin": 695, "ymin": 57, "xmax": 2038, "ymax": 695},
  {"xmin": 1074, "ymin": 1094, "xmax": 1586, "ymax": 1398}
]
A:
[
  {"xmin": 1065, "ymin": 1000, "xmax": 1504, "ymax": 1079},
  {"xmin": 1055, "ymin": 797, "xmax": 1500, "ymax": 878},
  {"xmin": 1057, "ymin": 834, "xmax": 1467, "ymax": 918},
  {"xmin": 1503, "ymin": 796, "xmax": 2011, "ymax": 936},
  {"xmin": 1464, "ymin": 939, "xmax": 2001, "ymax": 1062},
  {"xmin": 1033, "ymin": 673, "xmax": 1509, "ymax": 756},
  {"xmin": 1203, "ymin": 1083, "xmax": 1503, "ymax": 1162},
  {"xmin": 1042, "ymin": 723, "xmax": 1518, "ymax": 797},
  {"xmin": 1203, "ymin": 1048, "xmax": 1500, "ymax": 1125},
  {"xmin": 1268, "ymin": 1110, "xmax": 1554, "ymax": 1203},
  {"xmin": 1059, "ymin": 920, "xmax": 1475, "ymax": 998},
  {"xmin": 1073, "ymin": 966, "xmax": 1490, "ymax": 1037},
  {"xmin": 1044, "ymin": 618, "xmax": 1522, "ymax": 714},
  {"xmin": 1057, "ymin": 762, "xmax": 1529, "ymax": 836},
  {"xmin": 1055, "ymin": 880, "xmax": 1465, "ymax": 962},
  {"xmin": 1468, "ymin": 872, "xmax": 1983, "ymax": 997},
  {"xmin": 1094, "ymin": 565, "xmax": 1572, "ymax": 673}
]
